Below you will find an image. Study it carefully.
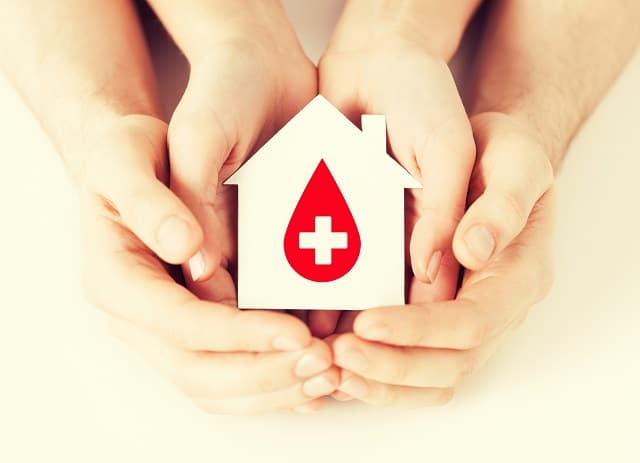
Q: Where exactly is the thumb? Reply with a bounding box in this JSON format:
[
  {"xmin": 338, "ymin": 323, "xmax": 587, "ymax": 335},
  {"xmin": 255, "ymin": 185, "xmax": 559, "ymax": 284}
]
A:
[
  {"xmin": 84, "ymin": 115, "xmax": 204, "ymax": 266},
  {"xmin": 453, "ymin": 113, "xmax": 554, "ymax": 270},
  {"xmin": 166, "ymin": 53, "xmax": 279, "ymax": 284}
]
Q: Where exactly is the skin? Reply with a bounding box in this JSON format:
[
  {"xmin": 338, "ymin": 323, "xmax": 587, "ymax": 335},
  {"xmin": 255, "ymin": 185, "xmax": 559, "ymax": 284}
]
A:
[
  {"xmin": 1, "ymin": 0, "xmax": 638, "ymax": 412},
  {"xmin": 310, "ymin": 0, "xmax": 483, "ymax": 336},
  {"xmin": 328, "ymin": 0, "xmax": 640, "ymax": 406},
  {"xmin": 0, "ymin": 0, "xmax": 337, "ymax": 415}
]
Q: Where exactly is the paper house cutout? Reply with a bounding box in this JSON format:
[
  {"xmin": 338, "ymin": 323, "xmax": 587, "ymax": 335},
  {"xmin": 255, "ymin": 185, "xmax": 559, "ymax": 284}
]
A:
[{"xmin": 225, "ymin": 95, "xmax": 421, "ymax": 310}]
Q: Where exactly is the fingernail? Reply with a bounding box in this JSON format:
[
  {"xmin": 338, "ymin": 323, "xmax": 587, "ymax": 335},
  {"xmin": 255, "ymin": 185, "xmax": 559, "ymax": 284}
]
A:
[
  {"xmin": 361, "ymin": 324, "xmax": 389, "ymax": 341},
  {"xmin": 293, "ymin": 403, "xmax": 318, "ymax": 413},
  {"xmin": 464, "ymin": 225, "xmax": 495, "ymax": 263},
  {"xmin": 339, "ymin": 376, "xmax": 369, "ymax": 398},
  {"xmin": 303, "ymin": 374, "xmax": 336, "ymax": 397},
  {"xmin": 295, "ymin": 353, "xmax": 331, "ymax": 378},
  {"xmin": 331, "ymin": 390, "xmax": 354, "ymax": 402},
  {"xmin": 425, "ymin": 250, "xmax": 443, "ymax": 283},
  {"xmin": 272, "ymin": 336, "xmax": 305, "ymax": 351},
  {"xmin": 188, "ymin": 250, "xmax": 206, "ymax": 281},
  {"xmin": 157, "ymin": 216, "xmax": 191, "ymax": 258},
  {"xmin": 338, "ymin": 349, "xmax": 368, "ymax": 371}
]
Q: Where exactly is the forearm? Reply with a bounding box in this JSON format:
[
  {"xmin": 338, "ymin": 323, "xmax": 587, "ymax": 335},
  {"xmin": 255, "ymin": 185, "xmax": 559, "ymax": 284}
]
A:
[
  {"xmin": 327, "ymin": 0, "xmax": 483, "ymax": 59},
  {"xmin": 0, "ymin": 0, "xmax": 160, "ymax": 162},
  {"xmin": 146, "ymin": 0, "xmax": 301, "ymax": 60},
  {"xmin": 468, "ymin": 0, "xmax": 640, "ymax": 168}
]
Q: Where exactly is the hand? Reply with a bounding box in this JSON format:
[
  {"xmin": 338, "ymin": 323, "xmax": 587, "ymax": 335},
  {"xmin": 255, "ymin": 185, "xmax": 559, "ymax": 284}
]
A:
[
  {"xmin": 165, "ymin": 17, "xmax": 317, "ymax": 294},
  {"xmin": 79, "ymin": 115, "xmax": 339, "ymax": 414},
  {"xmin": 331, "ymin": 113, "xmax": 555, "ymax": 407},
  {"xmin": 312, "ymin": 16, "xmax": 476, "ymax": 337}
]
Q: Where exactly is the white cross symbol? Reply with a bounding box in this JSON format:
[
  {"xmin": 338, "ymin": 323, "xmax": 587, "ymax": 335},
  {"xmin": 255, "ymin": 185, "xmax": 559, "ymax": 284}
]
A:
[{"xmin": 299, "ymin": 216, "xmax": 348, "ymax": 265}]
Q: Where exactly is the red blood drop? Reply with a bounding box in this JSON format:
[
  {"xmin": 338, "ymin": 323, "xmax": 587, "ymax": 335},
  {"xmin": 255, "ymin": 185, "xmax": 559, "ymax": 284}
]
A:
[{"xmin": 284, "ymin": 159, "xmax": 361, "ymax": 282}]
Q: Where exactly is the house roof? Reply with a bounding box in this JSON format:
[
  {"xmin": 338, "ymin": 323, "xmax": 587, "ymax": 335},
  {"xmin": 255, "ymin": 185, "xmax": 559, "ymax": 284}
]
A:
[{"xmin": 225, "ymin": 95, "xmax": 421, "ymax": 189}]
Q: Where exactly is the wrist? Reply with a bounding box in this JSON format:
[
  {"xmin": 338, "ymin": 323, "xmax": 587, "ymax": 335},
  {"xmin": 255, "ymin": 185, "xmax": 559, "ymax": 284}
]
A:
[
  {"xmin": 471, "ymin": 100, "xmax": 571, "ymax": 171},
  {"xmin": 149, "ymin": 0, "xmax": 304, "ymax": 63},
  {"xmin": 471, "ymin": 110, "xmax": 561, "ymax": 174},
  {"xmin": 327, "ymin": 0, "xmax": 480, "ymax": 60}
]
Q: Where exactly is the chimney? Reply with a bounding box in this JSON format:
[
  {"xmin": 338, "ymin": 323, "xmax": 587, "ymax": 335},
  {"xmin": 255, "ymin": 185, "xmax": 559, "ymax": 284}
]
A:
[{"xmin": 361, "ymin": 115, "xmax": 387, "ymax": 154}]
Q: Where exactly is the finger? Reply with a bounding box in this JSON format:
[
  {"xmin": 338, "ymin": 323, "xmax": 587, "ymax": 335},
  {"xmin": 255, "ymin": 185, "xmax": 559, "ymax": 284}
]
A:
[
  {"xmin": 335, "ymin": 310, "xmax": 360, "ymax": 334},
  {"xmin": 406, "ymin": 250, "xmax": 460, "ymax": 305},
  {"xmin": 337, "ymin": 371, "xmax": 454, "ymax": 408},
  {"xmin": 289, "ymin": 310, "xmax": 308, "ymax": 324},
  {"xmin": 353, "ymin": 193, "xmax": 556, "ymax": 350},
  {"xmin": 168, "ymin": 82, "xmax": 232, "ymax": 282},
  {"xmin": 453, "ymin": 113, "xmax": 554, "ymax": 270},
  {"xmin": 322, "ymin": 58, "xmax": 473, "ymax": 291},
  {"xmin": 86, "ymin": 116, "xmax": 203, "ymax": 265},
  {"xmin": 352, "ymin": 281, "xmax": 527, "ymax": 351},
  {"xmin": 318, "ymin": 55, "xmax": 361, "ymax": 124},
  {"xmin": 185, "ymin": 261, "xmax": 237, "ymax": 306},
  {"xmin": 167, "ymin": 46, "xmax": 284, "ymax": 283},
  {"xmin": 193, "ymin": 367, "xmax": 340, "ymax": 415},
  {"xmin": 407, "ymin": 109, "xmax": 475, "ymax": 286},
  {"xmin": 331, "ymin": 390, "xmax": 354, "ymax": 402},
  {"xmin": 307, "ymin": 310, "xmax": 342, "ymax": 338},
  {"xmin": 333, "ymin": 334, "xmax": 472, "ymax": 387},
  {"xmin": 82, "ymin": 202, "xmax": 311, "ymax": 352},
  {"xmin": 108, "ymin": 316, "xmax": 332, "ymax": 397}
]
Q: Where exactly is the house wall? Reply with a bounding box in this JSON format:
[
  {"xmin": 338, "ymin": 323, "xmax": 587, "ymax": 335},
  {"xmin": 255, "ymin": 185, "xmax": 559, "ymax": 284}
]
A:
[{"xmin": 236, "ymin": 182, "xmax": 407, "ymax": 310}]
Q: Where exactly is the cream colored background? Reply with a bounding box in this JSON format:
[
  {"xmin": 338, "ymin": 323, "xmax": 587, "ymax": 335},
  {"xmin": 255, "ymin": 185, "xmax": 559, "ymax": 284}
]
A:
[{"xmin": 1, "ymin": 1, "xmax": 639, "ymax": 462}]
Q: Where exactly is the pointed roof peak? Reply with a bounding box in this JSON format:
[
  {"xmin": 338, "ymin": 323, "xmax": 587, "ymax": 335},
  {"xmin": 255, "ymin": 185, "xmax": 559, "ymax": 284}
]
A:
[{"xmin": 225, "ymin": 95, "xmax": 421, "ymax": 189}]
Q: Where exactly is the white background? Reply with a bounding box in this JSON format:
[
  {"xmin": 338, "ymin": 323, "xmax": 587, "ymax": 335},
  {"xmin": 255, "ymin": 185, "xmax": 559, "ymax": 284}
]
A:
[{"xmin": 1, "ymin": 1, "xmax": 639, "ymax": 462}]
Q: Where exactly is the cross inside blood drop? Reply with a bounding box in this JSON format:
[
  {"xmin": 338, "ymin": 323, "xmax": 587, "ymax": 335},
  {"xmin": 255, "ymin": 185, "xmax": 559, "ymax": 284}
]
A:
[{"xmin": 283, "ymin": 160, "xmax": 361, "ymax": 282}]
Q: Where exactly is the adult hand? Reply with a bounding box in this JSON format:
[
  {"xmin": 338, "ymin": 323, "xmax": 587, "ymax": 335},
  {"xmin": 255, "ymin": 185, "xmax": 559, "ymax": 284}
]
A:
[
  {"xmin": 331, "ymin": 113, "xmax": 555, "ymax": 406},
  {"xmin": 79, "ymin": 115, "xmax": 338, "ymax": 414},
  {"xmin": 314, "ymin": 11, "xmax": 476, "ymax": 337}
]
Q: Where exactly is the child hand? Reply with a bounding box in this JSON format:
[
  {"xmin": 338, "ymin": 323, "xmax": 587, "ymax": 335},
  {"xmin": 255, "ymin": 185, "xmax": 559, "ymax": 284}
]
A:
[
  {"xmin": 314, "ymin": 14, "xmax": 476, "ymax": 336},
  {"xmin": 331, "ymin": 113, "xmax": 555, "ymax": 406},
  {"xmin": 152, "ymin": 2, "xmax": 318, "ymax": 297},
  {"xmin": 152, "ymin": 4, "xmax": 346, "ymax": 380},
  {"xmin": 78, "ymin": 115, "xmax": 338, "ymax": 414}
]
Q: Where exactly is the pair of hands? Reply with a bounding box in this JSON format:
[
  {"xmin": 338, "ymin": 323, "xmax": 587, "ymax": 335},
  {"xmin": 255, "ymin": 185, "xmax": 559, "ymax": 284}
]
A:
[{"xmin": 79, "ymin": 15, "xmax": 555, "ymax": 413}]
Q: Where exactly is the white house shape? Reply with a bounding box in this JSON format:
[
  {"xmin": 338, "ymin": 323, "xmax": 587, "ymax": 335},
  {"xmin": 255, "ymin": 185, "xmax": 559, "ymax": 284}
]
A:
[{"xmin": 225, "ymin": 95, "xmax": 421, "ymax": 310}]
